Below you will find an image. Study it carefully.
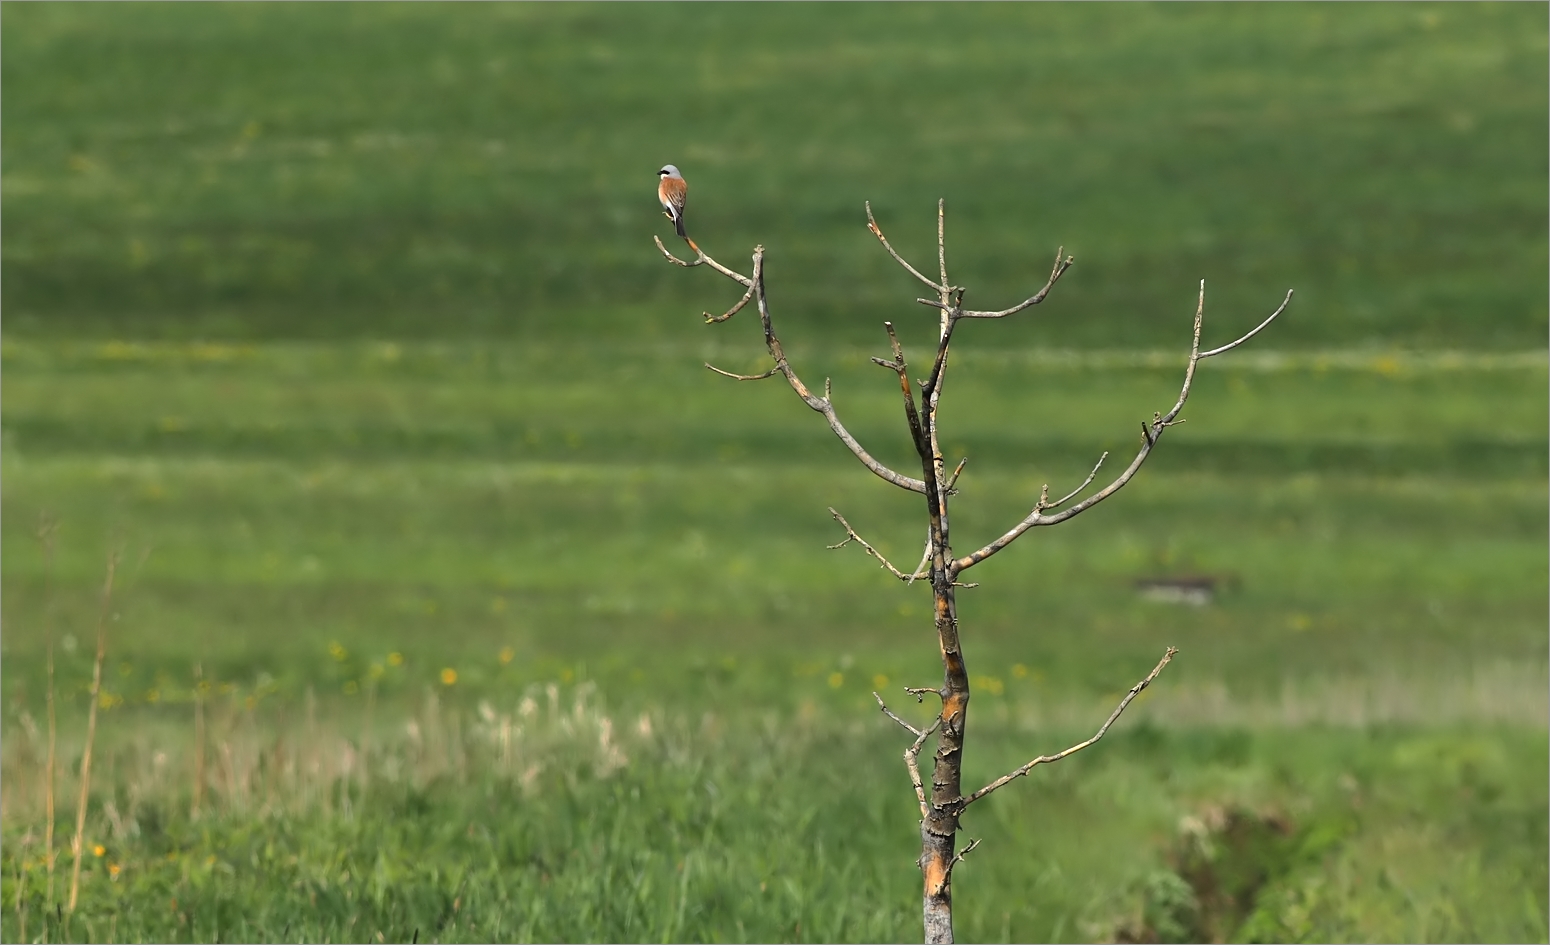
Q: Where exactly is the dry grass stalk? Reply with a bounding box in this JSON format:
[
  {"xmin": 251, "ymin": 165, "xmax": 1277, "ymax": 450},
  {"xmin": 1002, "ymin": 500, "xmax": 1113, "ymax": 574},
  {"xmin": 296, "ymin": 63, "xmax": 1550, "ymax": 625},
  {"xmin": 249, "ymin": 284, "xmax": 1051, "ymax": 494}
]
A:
[
  {"xmin": 0, "ymin": 681, "xmax": 642, "ymax": 833},
  {"xmin": 192, "ymin": 663, "xmax": 206, "ymax": 820},
  {"xmin": 37, "ymin": 514, "xmax": 59, "ymax": 905},
  {"xmin": 68, "ymin": 551, "xmax": 118, "ymax": 913},
  {"xmin": 13, "ymin": 855, "xmax": 27, "ymax": 943}
]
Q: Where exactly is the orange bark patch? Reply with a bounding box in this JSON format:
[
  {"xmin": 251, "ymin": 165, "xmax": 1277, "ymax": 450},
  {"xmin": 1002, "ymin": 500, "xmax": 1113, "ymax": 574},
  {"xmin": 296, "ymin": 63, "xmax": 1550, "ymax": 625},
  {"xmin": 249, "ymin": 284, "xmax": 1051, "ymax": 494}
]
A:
[{"xmin": 924, "ymin": 855, "xmax": 948, "ymax": 895}]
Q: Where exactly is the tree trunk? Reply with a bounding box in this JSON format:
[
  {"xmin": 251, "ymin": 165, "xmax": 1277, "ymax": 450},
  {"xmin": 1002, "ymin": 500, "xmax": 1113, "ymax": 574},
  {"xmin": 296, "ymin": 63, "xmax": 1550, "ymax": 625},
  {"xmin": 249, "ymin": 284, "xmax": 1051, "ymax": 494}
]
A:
[
  {"xmin": 919, "ymin": 321, "xmax": 968, "ymax": 942},
  {"xmin": 921, "ymin": 577, "xmax": 968, "ymax": 943}
]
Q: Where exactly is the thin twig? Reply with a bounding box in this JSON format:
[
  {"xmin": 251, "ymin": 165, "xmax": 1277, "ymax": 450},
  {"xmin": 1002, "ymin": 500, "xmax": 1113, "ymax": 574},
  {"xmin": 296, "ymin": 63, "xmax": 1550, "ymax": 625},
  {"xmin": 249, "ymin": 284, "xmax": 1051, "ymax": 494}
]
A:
[
  {"xmin": 703, "ymin": 250, "xmax": 761, "ymax": 323},
  {"xmin": 906, "ymin": 529, "xmax": 932, "ymax": 586},
  {"xmin": 960, "ymin": 648, "xmax": 1177, "ymax": 807},
  {"xmin": 865, "ymin": 202, "xmax": 947, "ymax": 292},
  {"xmin": 905, "ymin": 686, "xmax": 943, "ymax": 703},
  {"xmin": 873, "ymin": 692, "xmax": 924, "ymax": 738},
  {"xmin": 704, "ymin": 362, "xmax": 781, "ymax": 381},
  {"xmin": 945, "ymin": 458, "xmax": 967, "ymax": 494},
  {"xmin": 954, "ymin": 286, "xmax": 1293, "ymax": 573},
  {"xmin": 903, "ymin": 715, "xmax": 943, "ymax": 818},
  {"xmin": 828, "ymin": 508, "xmax": 929, "ymax": 582},
  {"xmin": 1198, "ymin": 290, "xmax": 1292, "ymax": 358},
  {"xmin": 68, "ymin": 551, "xmax": 118, "ymax": 913},
  {"xmin": 1037, "ymin": 451, "xmax": 1108, "ymax": 513},
  {"xmin": 683, "ymin": 244, "xmax": 930, "ymax": 494},
  {"xmin": 959, "ymin": 248, "xmax": 1075, "ymax": 319},
  {"xmin": 935, "ymin": 837, "xmax": 982, "ymax": 895},
  {"xmin": 937, "ymin": 199, "xmax": 948, "ymax": 289},
  {"xmin": 652, "ymin": 234, "xmax": 753, "ymax": 286},
  {"xmin": 880, "ymin": 322, "xmax": 929, "ymax": 457},
  {"xmin": 920, "ymin": 303, "xmax": 961, "ymax": 402},
  {"xmin": 874, "ymin": 689, "xmax": 945, "ymax": 818}
]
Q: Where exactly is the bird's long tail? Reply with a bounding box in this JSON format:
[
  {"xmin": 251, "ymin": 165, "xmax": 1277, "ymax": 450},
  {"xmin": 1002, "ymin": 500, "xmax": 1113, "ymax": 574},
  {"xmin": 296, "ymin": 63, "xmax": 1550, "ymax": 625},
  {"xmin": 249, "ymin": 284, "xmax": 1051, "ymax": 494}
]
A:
[{"xmin": 674, "ymin": 212, "xmax": 686, "ymax": 238}]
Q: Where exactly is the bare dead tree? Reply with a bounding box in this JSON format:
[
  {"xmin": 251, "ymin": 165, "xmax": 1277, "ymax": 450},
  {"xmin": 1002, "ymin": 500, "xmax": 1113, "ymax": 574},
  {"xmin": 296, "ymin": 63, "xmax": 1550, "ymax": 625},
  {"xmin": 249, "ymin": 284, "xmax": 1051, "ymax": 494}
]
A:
[{"xmin": 655, "ymin": 201, "xmax": 1291, "ymax": 944}]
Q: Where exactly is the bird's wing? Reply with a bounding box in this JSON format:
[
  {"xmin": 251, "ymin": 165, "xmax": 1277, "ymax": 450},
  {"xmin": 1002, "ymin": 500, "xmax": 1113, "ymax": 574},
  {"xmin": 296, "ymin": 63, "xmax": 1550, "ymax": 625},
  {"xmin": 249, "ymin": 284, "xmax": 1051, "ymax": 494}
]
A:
[{"xmin": 661, "ymin": 178, "xmax": 688, "ymax": 214}]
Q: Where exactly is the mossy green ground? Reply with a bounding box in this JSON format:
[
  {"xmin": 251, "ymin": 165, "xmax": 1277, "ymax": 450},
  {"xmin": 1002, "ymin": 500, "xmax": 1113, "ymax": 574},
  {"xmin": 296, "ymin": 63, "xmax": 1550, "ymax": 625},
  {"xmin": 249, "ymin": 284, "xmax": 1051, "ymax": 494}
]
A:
[{"xmin": 2, "ymin": 4, "xmax": 1546, "ymax": 943}]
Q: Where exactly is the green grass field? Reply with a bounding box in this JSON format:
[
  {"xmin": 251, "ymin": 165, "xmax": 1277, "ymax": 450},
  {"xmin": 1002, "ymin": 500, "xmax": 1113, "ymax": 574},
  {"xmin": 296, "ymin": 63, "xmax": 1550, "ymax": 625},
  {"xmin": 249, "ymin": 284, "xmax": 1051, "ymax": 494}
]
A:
[{"xmin": 2, "ymin": 4, "xmax": 1546, "ymax": 943}]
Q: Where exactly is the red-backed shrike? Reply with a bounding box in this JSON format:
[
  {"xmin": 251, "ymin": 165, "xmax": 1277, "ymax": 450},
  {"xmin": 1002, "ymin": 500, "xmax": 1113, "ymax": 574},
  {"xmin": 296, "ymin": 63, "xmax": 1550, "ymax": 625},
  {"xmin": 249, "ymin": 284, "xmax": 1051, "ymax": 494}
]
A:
[{"xmin": 658, "ymin": 164, "xmax": 688, "ymax": 237}]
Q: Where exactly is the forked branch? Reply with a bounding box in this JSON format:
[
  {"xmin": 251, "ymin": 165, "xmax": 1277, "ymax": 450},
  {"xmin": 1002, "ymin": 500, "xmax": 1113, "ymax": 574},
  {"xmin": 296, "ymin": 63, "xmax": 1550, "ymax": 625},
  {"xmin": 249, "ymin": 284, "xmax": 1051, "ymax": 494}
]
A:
[
  {"xmin": 866, "ymin": 201, "xmax": 948, "ymax": 293},
  {"xmin": 959, "ymin": 248, "xmax": 1075, "ymax": 319},
  {"xmin": 702, "ymin": 250, "xmax": 761, "ymax": 323},
  {"xmin": 654, "ymin": 234, "xmax": 753, "ymax": 287},
  {"xmin": 872, "ymin": 321, "xmax": 929, "ymax": 456},
  {"xmin": 829, "ymin": 508, "xmax": 929, "ymax": 582},
  {"xmin": 954, "ymin": 286, "xmax": 1294, "ymax": 573},
  {"xmin": 960, "ymin": 647, "xmax": 1177, "ymax": 807},
  {"xmin": 660, "ymin": 233, "xmax": 930, "ymax": 495},
  {"xmin": 934, "ymin": 837, "xmax": 982, "ymax": 896},
  {"xmin": 1037, "ymin": 452, "xmax": 1109, "ymax": 513},
  {"xmin": 874, "ymin": 692, "xmax": 944, "ymax": 818}
]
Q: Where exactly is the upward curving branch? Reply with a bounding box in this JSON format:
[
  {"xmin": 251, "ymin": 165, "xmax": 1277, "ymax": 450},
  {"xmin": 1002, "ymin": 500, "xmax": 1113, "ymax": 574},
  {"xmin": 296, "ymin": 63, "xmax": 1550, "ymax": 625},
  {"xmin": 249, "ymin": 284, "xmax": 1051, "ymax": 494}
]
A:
[
  {"xmin": 958, "ymin": 248, "xmax": 1075, "ymax": 319},
  {"xmin": 866, "ymin": 202, "xmax": 948, "ymax": 293},
  {"xmin": 952, "ymin": 283, "xmax": 1294, "ymax": 574},
  {"xmin": 655, "ymin": 234, "xmax": 929, "ymax": 495},
  {"xmin": 959, "ymin": 647, "xmax": 1177, "ymax": 807}
]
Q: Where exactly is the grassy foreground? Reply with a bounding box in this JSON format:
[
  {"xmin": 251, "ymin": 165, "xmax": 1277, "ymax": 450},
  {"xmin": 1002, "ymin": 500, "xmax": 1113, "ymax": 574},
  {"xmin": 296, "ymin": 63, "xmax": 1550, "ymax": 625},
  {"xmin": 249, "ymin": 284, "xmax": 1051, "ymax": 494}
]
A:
[
  {"xmin": 2, "ymin": 340, "xmax": 1545, "ymax": 942},
  {"xmin": 4, "ymin": 702, "xmax": 1546, "ymax": 944}
]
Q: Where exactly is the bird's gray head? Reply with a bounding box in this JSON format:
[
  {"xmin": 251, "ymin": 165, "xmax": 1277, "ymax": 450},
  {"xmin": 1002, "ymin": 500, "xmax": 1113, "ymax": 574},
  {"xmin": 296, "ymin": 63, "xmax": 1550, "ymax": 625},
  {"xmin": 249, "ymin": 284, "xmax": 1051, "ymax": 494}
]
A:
[{"xmin": 659, "ymin": 165, "xmax": 683, "ymax": 179}]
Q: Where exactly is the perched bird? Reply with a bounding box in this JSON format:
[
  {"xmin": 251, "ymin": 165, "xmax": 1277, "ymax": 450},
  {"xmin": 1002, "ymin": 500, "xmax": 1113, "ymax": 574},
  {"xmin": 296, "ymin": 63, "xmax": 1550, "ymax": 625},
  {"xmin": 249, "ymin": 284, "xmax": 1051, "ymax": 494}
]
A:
[{"xmin": 658, "ymin": 164, "xmax": 688, "ymax": 238}]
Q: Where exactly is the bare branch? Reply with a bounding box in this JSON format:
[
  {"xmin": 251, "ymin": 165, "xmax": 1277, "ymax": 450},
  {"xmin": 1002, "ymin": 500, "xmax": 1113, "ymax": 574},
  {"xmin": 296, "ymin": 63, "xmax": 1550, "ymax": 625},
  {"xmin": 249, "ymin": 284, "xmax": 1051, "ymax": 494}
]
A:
[
  {"xmin": 959, "ymin": 248, "xmax": 1075, "ymax": 319},
  {"xmin": 705, "ymin": 361, "xmax": 781, "ymax": 381},
  {"xmin": 654, "ymin": 231, "xmax": 759, "ymax": 324},
  {"xmin": 653, "ymin": 234, "xmax": 753, "ymax": 286},
  {"xmin": 671, "ymin": 244, "xmax": 929, "ymax": 494},
  {"xmin": 866, "ymin": 202, "xmax": 948, "ymax": 292},
  {"xmin": 961, "ymin": 648, "xmax": 1177, "ymax": 807},
  {"xmin": 906, "ymin": 714, "xmax": 944, "ymax": 817},
  {"xmin": 1038, "ymin": 451, "xmax": 1107, "ymax": 513},
  {"xmin": 798, "ymin": 382, "xmax": 927, "ymax": 493},
  {"xmin": 1199, "ymin": 288, "xmax": 1294, "ymax": 359},
  {"xmin": 880, "ymin": 322, "xmax": 930, "ymax": 458},
  {"xmin": 873, "ymin": 688, "xmax": 944, "ymax": 818},
  {"xmin": 937, "ymin": 199, "xmax": 949, "ymax": 289},
  {"xmin": 652, "ymin": 234, "xmax": 704, "ymax": 269},
  {"xmin": 945, "ymin": 458, "xmax": 968, "ymax": 494},
  {"xmin": 874, "ymin": 691, "xmax": 925, "ymax": 738},
  {"xmin": 705, "ymin": 270, "xmax": 758, "ymax": 323},
  {"xmin": 829, "ymin": 508, "xmax": 929, "ymax": 582},
  {"xmin": 906, "ymin": 529, "xmax": 932, "ymax": 586},
  {"xmin": 935, "ymin": 837, "xmax": 982, "ymax": 895},
  {"xmin": 921, "ymin": 308, "xmax": 961, "ymax": 402},
  {"xmin": 953, "ymin": 284, "xmax": 1292, "ymax": 574},
  {"xmin": 905, "ymin": 686, "xmax": 944, "ymax": 703}
]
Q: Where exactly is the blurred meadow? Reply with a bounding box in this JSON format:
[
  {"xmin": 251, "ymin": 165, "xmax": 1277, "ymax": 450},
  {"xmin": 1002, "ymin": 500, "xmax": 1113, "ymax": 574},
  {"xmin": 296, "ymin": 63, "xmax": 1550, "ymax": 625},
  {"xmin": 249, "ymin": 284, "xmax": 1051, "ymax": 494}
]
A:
[{"xmin": 2, "ymin": 3, "xmax": 1546, "ymax": 943}]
